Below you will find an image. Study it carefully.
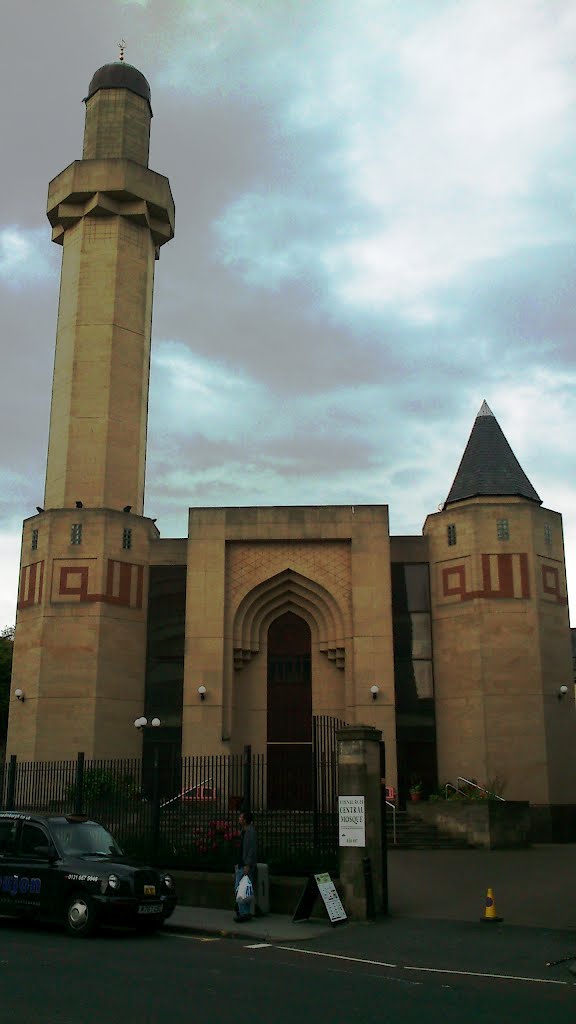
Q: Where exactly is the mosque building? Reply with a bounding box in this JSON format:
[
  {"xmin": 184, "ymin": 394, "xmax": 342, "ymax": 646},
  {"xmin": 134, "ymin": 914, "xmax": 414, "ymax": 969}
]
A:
[{"xmin": 7, "ymin": 60, "xmax": 575, "ymax": 819}]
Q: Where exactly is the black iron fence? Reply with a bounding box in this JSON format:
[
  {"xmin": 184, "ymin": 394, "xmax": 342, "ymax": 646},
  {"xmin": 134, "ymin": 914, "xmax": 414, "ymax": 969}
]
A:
[{"xmin": 0, "ymin": 748, "xmax": 339, "ymax": 876}]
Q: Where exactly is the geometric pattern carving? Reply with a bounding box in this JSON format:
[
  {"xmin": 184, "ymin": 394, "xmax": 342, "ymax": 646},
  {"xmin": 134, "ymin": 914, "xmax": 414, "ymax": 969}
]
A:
[
  {"xmin": 227, "ymin": 540, "xmax": 351, "ymax": 609},
  {"xmin": 441, "ymin": 552, "xmax": 530, "ymax": 602},
  {"xmin": 51, "ymin": 194, "xmax": 173, "ymax": 249},
  {"xmin": 540, "ymin": 562, "xmax": 566, "ymax": 604},
  {"xmin": 232, "ymin": 568, "xmax": 347, "ymax": 672},
  {"xmin": 17, "ymin": 560, "xmax": 45, "ymax": 610},
  {"xmin": 51, "ymin": 559, "xmax": 144, "ymax": 609}
]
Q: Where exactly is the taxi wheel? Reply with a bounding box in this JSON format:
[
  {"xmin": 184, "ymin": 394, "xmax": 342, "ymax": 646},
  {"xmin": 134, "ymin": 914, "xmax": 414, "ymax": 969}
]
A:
[{"xmin": 65, "ymin": 893, "xmax": 98, "ymax": 938}]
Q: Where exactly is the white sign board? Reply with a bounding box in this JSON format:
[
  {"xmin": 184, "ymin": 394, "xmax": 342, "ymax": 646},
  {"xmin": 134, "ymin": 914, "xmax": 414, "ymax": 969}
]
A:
[
  {"xmin": 314, "ymin": 872, "xmax": 347, "ymax": 923},
  {"xmin": 338, "ymin": 795, "xmax": 366, "ymax": 847}
]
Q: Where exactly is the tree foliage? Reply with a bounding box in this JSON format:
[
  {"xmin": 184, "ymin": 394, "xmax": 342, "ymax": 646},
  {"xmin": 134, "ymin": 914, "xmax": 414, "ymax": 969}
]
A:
[{"xmin": 0, "ymin": 626, "xmax": 15, "ymax": 743}]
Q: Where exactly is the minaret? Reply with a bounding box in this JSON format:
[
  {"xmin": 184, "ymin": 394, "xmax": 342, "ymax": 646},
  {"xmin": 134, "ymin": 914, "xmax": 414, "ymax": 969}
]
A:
[
  {"xmin": 424, "ymin": 401, "xmax": 575, "ymax": 808},
  {"xmin": 45, "ymin": 59, "xmax": 174, "ymax": 513},
  {"xmin": 7, "ymin": 59, "xmax": 174, "ymax": 760}
]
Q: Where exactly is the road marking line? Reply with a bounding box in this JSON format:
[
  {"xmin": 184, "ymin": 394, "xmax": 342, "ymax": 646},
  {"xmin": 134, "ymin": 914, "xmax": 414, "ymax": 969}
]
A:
[
  {"xmin": 167, "ymin": 934, "xmax": 220, "ymax": 942},
  {"xmin": 275, "ymin": 946, "xmax": 396, "ymax": 968},
  {"xmin": 245, "ymin": 943, "xmax": 271, "ymax": 948},
  {"xmin": 274, "ymin": 947, "xmax": 568, "ymax": 986},
  {"xmin": 402, "ymin": 965, "xmax": 568, "ymax": 986}
]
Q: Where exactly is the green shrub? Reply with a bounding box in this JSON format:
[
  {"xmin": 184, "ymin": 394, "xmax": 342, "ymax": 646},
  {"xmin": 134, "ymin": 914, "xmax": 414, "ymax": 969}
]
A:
[{"xmin": 67, "ymin": 767, "xmax": 141, "ymax": 805}]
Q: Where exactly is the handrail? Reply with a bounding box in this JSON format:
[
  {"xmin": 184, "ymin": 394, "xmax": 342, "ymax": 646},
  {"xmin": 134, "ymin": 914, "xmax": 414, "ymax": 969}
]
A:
[
  {"xmin": 160, "ymin": 776, "xmax": 214, "ymax": 809},
  {"xmin": 444, "ymin": 782, "xmax": 458, "ymax": 799},
  {"xmin": 385, "ymin": 800, "xmax": 397, "ymax": 845},
  {"xmin": 456, "ymin": 776, "xmax": 505, "ymax": 801}
]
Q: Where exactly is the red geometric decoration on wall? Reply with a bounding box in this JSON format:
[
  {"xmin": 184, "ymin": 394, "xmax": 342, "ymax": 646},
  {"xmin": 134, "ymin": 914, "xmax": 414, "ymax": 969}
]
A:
[
  {"xmin": 442, "ymin": 565, "xmax": 467, "ymax": 596},
  {"xmin": 441, "ymin": 553, "xmax": 530, "ymax": 602},
  {"xmin": 17, "ymin": 561, "xmax": 45, "ymax": 609},
  {"xmin": 541, "ymin": 564, "xmax": 564, "ymax": 604},
  {"xmin": 56, "ymin": 560, "xmax": 143, "ymax": 609}
]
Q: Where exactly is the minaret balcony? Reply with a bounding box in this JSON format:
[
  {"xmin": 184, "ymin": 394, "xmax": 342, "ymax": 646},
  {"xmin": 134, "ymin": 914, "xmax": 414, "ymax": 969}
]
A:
[{"xmin": 47, "ymin": 159, "xmax": 175, "ymax": 248}]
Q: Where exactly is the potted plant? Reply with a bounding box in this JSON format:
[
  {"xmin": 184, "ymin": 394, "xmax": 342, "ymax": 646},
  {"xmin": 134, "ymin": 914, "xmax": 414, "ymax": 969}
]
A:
[{"xmin": 409, "ymin": 779, "xmax": 423, "ymax": 802}]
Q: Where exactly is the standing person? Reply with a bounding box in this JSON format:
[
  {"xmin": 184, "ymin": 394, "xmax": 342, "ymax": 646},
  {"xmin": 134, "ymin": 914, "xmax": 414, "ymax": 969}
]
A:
[{"xmin": 234, "ymin": 810, "xmax": 257, "ymax": 923}]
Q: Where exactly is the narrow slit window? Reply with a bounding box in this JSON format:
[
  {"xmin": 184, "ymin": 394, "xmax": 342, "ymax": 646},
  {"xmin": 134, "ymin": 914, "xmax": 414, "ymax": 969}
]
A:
[
  {"xmin": 71, "ymin": 523, "xmax": 83, "ymax": 545},
  {"xmin": 447, "ymin": 523, "xmax": 457, "ymax": 546},
  {"xmin": 544, "ymin": 523, "xmax": 552, "ymax": 546},
  {"xmin": 122, "ymin": 527, "xmax": 132, "ymax": 550},
  {"xmin": 31, "ymin": 529, "xmax": 38, "ymax": 551},
  {"xmin": 497, "ymin": 518, "xmax": 509, "ymax": 541}
]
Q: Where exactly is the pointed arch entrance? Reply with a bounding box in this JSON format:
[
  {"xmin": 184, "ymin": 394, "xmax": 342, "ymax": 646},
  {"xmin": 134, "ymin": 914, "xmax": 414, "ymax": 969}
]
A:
[{"xmin": 267, "ymin": 611, "xmax": 312, "ymax": 809}]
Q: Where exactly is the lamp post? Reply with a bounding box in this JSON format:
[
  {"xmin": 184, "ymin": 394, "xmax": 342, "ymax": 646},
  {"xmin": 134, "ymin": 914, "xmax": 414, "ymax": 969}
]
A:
[{"xmin": 135, "ymin": 716, "xmax": 162, "ymax": 864}]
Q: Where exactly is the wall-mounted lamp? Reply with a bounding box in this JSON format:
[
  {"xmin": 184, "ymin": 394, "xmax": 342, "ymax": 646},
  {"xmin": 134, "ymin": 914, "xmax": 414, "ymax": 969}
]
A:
[
  {"xmin": 123, "ymin": 505, "xmax": 132, "ymax": 513},
  {"xmin": 370, "ymin": 685, "xmax": 379, "ymax": 701},
  {"xmin": 36, "ymin": 507, "xmax": 44, "ymax": 514},
  {"xmin": 75, "ymin": 501, "xmax": 83, "ymax": 509},
  {"xmin": 14, "ymin": 688, "xmax": 25, "ymax": 702},
  {"xmin": 198, "ymin": 686, "xmax": 207, "ymax": 701},
  {"xmin": 557, "ymin": 685, "xmax": 569, "ymax": 701}
]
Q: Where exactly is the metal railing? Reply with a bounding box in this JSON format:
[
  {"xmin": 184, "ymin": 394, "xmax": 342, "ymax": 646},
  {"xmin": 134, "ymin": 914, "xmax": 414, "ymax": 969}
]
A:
[
  {"xmin": 445, "ymin": 777, "xmax": 505, "ymax": 801},
  {"xmin": 160, "ymin": 776, "xmax": 217, "ymax": 809},
  {"xmin": 0, "ymin": 750, "xmax": 340, "ymax": 875},
  {"xmin": 385, "ymin": 800, "xmax": 397, "ymax": 845}
]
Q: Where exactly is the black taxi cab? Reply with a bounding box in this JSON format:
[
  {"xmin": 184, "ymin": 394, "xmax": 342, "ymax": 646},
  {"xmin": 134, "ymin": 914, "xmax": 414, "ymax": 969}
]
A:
[{"xmin": 0, "ymin": 811, "xmax": 177, "ymax": 937}]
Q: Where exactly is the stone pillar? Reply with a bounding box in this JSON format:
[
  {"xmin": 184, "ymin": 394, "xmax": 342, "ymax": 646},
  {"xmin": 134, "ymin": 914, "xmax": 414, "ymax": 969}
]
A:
[{"xmin": 337, "ymin": 724, "xmax": 383, "ymax": 920}]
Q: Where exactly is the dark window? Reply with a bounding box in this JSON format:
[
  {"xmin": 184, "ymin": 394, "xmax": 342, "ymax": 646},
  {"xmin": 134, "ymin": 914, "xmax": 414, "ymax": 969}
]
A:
[
  {"xmin": 50, "ymin": 822, "xmax": 122, "ymax": 857},
  {"xmin": 20, "ymin": 823, "xmax": 49, "ymax": 856},
  {"xmin": 122, "ymin": 527, "xmax": 132, "ymax": 550},
  {"xmin": 71, "ymin": 523, "xmax": 82, "ymax": 545},
  {"xmin": 144, "ymin": 566, "xmax": 187, "ymax": 792},
  {"xmin": 404, "ymin": 564, "xmax": 430, "ymax": 611},
  {"xmin": 0, "ymin": 820, "xmax": 17, "ymax": 853},
  {"xmin": 391, "ymin": 562, "xmax": 438, "ymax": 802},
  {"xmin": 391, "ymin": 563, "xmax": 435, "ymax": 712},
  {"xmin": 497, "ymin": 518, "xmax": 509, "ymax": 541},
  {"xmin": 447, "ymin": 523, "xmax": 457, "ymax": 546},
  {"xmin": 31, "ymin": 529, "xmax": 38, "ymax": 551}
]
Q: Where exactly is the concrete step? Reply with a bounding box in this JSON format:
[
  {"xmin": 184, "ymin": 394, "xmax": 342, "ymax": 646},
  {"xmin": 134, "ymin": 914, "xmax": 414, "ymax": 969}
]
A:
[{"xmin": 386, "ymin": 810, "xmax": 469, "ymax": 849}]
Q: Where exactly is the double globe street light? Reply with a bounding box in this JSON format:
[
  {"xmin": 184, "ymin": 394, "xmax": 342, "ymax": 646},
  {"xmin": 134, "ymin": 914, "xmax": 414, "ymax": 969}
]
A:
[{"xmin": 134, "ymin": 715, "xmax": 163, "ymax": 862}]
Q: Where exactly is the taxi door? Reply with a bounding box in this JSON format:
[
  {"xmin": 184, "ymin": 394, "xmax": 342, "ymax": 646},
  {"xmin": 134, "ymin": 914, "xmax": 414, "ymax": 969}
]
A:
[
  {"xmin": 0, "ymin": 817, "xmax": 20, "ymax": 916},
  {"xmin": 12, "ymin": 821, "xmax": 57, "ymax": 917}
]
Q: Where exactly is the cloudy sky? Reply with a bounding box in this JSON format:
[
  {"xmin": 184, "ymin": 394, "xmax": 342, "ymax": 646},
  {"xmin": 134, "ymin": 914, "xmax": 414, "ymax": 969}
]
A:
[{"xmin": 1, "ymin": 0, "xmax": 575, "ymax": 628}]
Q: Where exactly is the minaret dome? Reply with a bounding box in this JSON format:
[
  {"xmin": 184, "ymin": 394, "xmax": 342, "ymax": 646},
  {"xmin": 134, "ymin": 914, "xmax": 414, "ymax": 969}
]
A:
[{"xmin": 86, "ymin": 62, "xmax": 152, "ymax": 108}]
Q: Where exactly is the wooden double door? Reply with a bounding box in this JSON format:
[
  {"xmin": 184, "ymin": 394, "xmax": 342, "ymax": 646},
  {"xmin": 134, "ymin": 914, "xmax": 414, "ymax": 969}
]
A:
[{"xmin": 267, "ymin": 612, "xmax": 313, "ymax": 809}]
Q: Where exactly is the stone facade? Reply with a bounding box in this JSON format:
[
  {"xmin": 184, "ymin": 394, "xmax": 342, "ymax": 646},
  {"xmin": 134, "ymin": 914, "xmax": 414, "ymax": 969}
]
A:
[{"xmin": 182, "ymin": 506, "xmax": 395, "ymax": 768}]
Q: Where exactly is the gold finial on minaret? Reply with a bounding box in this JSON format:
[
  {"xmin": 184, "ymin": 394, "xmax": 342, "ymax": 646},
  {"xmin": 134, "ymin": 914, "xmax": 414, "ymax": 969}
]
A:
[{"xmin": 118, "ymin": 38, "xmax": 126, "ymax": 62}]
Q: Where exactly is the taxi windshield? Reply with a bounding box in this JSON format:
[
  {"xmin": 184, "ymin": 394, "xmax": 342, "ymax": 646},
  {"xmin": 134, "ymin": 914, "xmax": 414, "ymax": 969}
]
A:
[{"xmin": 51, "ymin": 822, "xmax": 123, "ymax": 858}]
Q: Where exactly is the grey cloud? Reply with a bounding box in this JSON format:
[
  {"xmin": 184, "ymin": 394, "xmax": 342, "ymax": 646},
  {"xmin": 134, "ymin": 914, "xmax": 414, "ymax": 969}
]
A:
[{"xmin": 1, "ymin": 0, "xmax": 576, "ymax": 625}]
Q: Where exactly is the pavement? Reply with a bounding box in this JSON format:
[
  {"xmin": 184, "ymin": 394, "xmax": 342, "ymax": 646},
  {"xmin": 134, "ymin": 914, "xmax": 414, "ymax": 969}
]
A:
[
  {"xmin": 165, "ymin": 844, "xmax": 576, "ymax": 942},
  {"xmin": 165, "ymin": 906, "xmax": 333, "ymax": 942}
]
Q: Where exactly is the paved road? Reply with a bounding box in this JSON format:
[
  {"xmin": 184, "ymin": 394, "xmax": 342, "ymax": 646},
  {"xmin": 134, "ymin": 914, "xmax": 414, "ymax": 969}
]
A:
[{"xmin": 0, "ymin": 917, "xmax": 574, "ymax": 1024}]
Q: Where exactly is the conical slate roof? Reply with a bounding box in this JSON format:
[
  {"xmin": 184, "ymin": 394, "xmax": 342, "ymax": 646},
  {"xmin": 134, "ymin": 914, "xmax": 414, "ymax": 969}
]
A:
[{"xmin": 444, "ymin": 401, "xmax": 541, "ymax": 506}]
